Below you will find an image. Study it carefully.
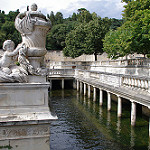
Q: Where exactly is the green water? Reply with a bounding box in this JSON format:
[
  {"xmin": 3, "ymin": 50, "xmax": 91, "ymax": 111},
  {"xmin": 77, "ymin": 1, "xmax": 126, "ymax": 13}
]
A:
[{"xmin": 50, "ymin": 89, "xmax": 149, "ymax": 150}]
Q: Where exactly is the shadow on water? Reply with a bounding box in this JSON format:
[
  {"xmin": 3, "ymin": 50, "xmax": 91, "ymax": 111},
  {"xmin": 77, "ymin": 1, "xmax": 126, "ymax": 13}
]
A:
[{"xmin": 49, "ymin": 89, "xmax": 149, "ymax": 150}]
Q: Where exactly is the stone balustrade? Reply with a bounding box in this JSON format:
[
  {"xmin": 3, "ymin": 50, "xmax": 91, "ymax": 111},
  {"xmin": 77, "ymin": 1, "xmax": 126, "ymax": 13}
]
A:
[
  {"xmin": 122, "ymin": 76, "xmax": 149, "ymax": 91},
  {"xmin": 48, "ymin": 69, "xmax": 75, "ymax": 77}
]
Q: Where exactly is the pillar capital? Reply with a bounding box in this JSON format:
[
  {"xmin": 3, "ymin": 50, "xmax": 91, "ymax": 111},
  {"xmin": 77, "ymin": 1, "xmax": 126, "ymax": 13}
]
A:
[
  {"xmin": 116, "ymin": 94, "xmax": 121, "ymax": 98},
  {"xmin": 130, "ymin": 99, "xmax": 136, "ymax": 103}
]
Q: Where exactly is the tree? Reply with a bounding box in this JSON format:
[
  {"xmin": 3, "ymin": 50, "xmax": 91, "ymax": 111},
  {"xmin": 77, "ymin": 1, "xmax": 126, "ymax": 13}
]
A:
[
  {"xmin": 129, "ymin": 9, "xmax": 150, "ymax": 56},
  {"xmin": 72, "ymin": 13, "xmax": 77, "ymax": 21},
  {"xmin": 55, "ymin": 12, "xmax": 63, "ymax": 24},
  {"xmin": 63, "ymin": 16, "xmax": 111, "ymax": 60},
  {"xmin": 103, "ymin": 0, "xmax": 150, "ymax": 59},
  {"xmin": 48, "ymin": 11, "xmax": 55, "ymax": 26},
  {"xmin": 103, "ymin": 28, "xmax": 133, "ymax": 59},
  {"xmin": 122, "ymin": 0, "xmax": 150, "ymax": 20},
  {"xmin": 84, "ymin": 17, "xmax": 111, "ymax": 60},
  {"xmin": 46, "ymin": 21, "xmax": 79, "ymax": 50},
  {"xmin": 121, "ymin": 0, "xmax": 132, "ymax": 3},
  {"xmin": 63, "ymin": 23, "xmax": 86, "ymax": 58},
  {"xmin": 110, "ymin": 18, "xmax": 124, "ymax": 30},
  {"xmin": 77, "ymin": 8, "xmax": 92, "ymax": 23}
]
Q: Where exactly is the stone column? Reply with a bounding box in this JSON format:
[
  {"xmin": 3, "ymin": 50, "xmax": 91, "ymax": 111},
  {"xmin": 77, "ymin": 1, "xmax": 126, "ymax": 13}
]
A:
[
  {"xmin": 93, "ymin": 86, "xmax": 96, "ymax": 102},
  {"xmin": 88, "ymin": 84, "xmax": 91, "ymax": 99},
  {"xmin": 107, "ymin": 91, "xmax": 111, "ymax": 111},
  {"xmin": 117, "ymin": 95, "xmax": 122, "ymax": 117},
  {"xmin": 62, "ymin": 79, "xmax": 64, "ymax": 89},
  {"xmin": 84, "ymin": 83, "xmax": 86, "ymax": 96},
  {"xmin": 99, "ymin": 88, "xmax": 103, "ymax": 106},
  {"xmin": 49, "ymin": 79, "xmax": 52, "ymax": 90},
  {"xmin": 131, "ymin": 101, "xmax": 136, "ymax": 126},
  {"xmin": 77, "ymin": 80, "xmax": 79, "ymax": 92},
  {"xmin": 80, "ymin": 82, "xmax": 83, "ymax": 94}
]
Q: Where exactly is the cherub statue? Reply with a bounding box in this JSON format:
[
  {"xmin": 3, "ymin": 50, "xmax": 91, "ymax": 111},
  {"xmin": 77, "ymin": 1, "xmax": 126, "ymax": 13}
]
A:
[{"xmin": 0, "ymin": 40, "xmax": 22, "ymax": 74}]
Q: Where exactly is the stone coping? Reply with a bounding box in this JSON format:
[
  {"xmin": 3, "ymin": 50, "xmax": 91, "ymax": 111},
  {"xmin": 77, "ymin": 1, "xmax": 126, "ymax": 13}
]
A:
[{"xmin": 0, "ymin": 82, "xmax": 50, "ymax": 89}]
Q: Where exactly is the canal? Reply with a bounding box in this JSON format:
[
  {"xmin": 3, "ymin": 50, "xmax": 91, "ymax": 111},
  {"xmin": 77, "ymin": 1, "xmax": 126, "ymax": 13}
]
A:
[{"xmin": 50, "ymin": 89, "xmax": 149, "ymax": 150}]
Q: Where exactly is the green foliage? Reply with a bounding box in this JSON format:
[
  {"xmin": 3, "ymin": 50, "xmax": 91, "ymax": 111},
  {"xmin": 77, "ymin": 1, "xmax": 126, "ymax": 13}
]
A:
[
  {"xmin": 103, "ymin": 28, "xmax": 133, "ymax": 59},
  {"xmin": 48, "ymin": 11, "xmax": 56, "ymax": 26},
  {"xmin": 0, "ymin": 10, "xmax": 21, "ymax": 48},
  {"xmin": 77, "ymin": 8, "xmax": 92, "ymax": 23},
  {"xmin": 55, "ymin": 12, "xmax": 64, "ymax": 24},
  {"xmin": 63, "ymin": 16, "xmax": 111, "ymax": 60},
  {"xmin": 103, "ymin": 0, "xmax": 150, "ymax": 59},
  {"xmin": 63, "ymin": 23, "xmax": 86, "ymax": 58},
  {"xmin": 122, "ymin": 0, "xmax": 150, "ymax": 20},
  {"xmin": 110, "ymin": 18, "xmax": 124, "ymax": 30},
  {"xmin": 46, "ymin": 21, "xmax": 80, "ymax": 50}
]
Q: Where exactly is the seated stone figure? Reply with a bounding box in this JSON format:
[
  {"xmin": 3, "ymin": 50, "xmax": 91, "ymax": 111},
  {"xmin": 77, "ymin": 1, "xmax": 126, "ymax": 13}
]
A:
[{"xmin": 0, "ymin": 40, "xmax": 22, "ymax": 74}]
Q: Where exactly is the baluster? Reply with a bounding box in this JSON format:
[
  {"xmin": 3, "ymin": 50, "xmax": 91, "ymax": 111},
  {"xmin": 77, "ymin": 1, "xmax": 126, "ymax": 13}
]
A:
[
  {"xmin": 134, "ymin": 79, "xmax": 138, "ymax": 88},
  {"xmin": 141, "ymin": 80, "xmax": 145, "ymax": 90},
  {"xmin": 138, "ymin": 79, "xmax": 141, "ymax": 89},
  {"xmin": 145, "ymin": 80, "xmax": 148, "ymax": 90},
  {"xmin": 129, "ymin": 78, "xmax": 132, "ymax": 88}
]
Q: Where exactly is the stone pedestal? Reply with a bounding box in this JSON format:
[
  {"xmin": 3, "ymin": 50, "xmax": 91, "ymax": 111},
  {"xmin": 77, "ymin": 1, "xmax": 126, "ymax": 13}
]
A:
[
  {"xmin": 0, "ymin": 81, "xmax": 57, "ymax": 122},
  {"xmin": 0, "ymin": 121, "xmax": 51, "ymax": 150},
  {"xmin": 0, "ymin": 76, "xmax": 57, "ymax": 149}
]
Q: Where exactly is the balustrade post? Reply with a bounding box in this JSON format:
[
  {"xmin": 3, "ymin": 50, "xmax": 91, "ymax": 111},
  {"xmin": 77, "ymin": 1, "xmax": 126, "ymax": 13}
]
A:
[
  {"xmin": 84, "ymin": 83, "xmax": 86, "ymax": 96},
  {"xmin": 107, "ymin": 91, "xmax": 111, "ymax": 111},
  {"xmin": 131, "ymin": 101, "xmax": 136, "ymax": 126},
  {"xmin": 117, "ymin": 95, "xmax": 122, "ymax": 117},
  {"xmin": 99, "ymin": 88, "xmax": 103, "ymax": 106},
  {"xmin": 93, "ymin": 86, "xmax": 96, "ymax": 102},
  {"xmin": 88, "ymin": 84, "xmax": 91, "ymax": 99}
]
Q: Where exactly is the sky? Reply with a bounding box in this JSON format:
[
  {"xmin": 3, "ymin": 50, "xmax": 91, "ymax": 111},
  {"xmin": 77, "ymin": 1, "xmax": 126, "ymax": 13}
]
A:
[{"xmin": 0, "ymin": 0, "xmax": 126, "ymax": 19}]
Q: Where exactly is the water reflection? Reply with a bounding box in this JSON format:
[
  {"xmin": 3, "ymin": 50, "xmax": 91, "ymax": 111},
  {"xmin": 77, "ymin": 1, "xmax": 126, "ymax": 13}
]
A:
[
  {"xmin": 107, "ymin": 111, "xmax": 111, "ymax": 129},
  {"xmin": 130, "ymin": 127, "xmax": 135, "ymax": 149},
  {"xmin": 50, "ymin": 89, "xmax": 149, "ymax": 150},
  {"xmin": 116, "ymin": 118, "xmax": 121, "ymax": 136},
  {"xmin": 99, "ymin": 106, "xmax": 103, "ymax": 120}
]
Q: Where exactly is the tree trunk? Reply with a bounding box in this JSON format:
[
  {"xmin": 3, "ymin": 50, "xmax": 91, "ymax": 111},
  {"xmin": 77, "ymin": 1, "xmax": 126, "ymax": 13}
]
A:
[{"xmin": 94, "ymin": 53, "xmax": 97, "ymax": 61}]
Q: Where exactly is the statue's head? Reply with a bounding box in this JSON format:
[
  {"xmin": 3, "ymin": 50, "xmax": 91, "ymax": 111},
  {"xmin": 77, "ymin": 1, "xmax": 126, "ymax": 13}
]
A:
[
  {"xmin": 31, "ymin": 3, "xmax": 38, "ymax": 11},
  {"xmin": 3, "ymin": 40, "xmax": 15, "ymax": 51}
]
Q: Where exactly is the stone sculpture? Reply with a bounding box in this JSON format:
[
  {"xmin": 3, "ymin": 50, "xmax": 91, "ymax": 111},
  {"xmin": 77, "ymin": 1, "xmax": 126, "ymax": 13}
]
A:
[{"xmin": 0, "ymin": 3, "xmax": 51, "ymax": 82}]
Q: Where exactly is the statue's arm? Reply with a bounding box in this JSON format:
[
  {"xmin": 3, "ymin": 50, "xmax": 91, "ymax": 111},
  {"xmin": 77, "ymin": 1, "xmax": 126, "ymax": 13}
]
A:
[{"xmin": 8, "ymin": 44, "xmax": 23, "ymax": 57}]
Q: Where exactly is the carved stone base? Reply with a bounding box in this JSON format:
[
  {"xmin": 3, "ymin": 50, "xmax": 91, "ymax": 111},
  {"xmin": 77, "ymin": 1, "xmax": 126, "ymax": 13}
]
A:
[
  {"xmin": 0, "ymin": 76, "xmax": 56, "ymax": 149},
  {"xmin": 0, "ymin": 82, "xmax": 57, "ymax": 122},
  {"xmin": 0, "ymin": 122, "xmax": 51, "ymax": 150}
]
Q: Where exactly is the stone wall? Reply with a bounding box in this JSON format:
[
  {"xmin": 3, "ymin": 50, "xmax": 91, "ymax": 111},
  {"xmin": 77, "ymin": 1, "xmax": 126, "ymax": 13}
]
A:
[{"xmin": 45, "ymin": 50, "xmax": 110, "ymax": 62}]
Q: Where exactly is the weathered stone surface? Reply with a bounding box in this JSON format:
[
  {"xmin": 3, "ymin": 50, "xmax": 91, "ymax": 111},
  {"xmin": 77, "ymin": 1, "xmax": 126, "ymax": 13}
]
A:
[
  {"xmin": 0, "ymin": 81, "xmax": 57, "ymax": 122},
  {"xmin": 0, "ymin": 123, "xmax": 50, "ymax": 150}
]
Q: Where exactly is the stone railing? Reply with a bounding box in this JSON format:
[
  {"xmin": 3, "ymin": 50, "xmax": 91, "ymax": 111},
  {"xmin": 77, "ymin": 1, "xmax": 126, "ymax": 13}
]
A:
[
  {"xmin": 75, "ymin": 69, "xmax": 150, "ymax": 93},
  {"xmin": 48, "ymin": 69, "xmax": 75, "ymax": 77},
  {"xmin": 122, "ymin": 76, "xmax": 149, "ymax": 91}
]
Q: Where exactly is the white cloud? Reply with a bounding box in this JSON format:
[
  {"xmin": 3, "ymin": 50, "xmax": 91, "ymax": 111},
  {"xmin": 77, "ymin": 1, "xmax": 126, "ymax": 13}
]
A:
[{"xmin": 0, "ymin": 0, "xmax": 125, "ymax": 19}]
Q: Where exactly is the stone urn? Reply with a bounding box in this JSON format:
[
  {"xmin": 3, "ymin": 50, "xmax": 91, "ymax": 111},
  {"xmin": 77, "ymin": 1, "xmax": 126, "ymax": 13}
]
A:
[{"xmin": 15, "ymin": 3, "xmax": 51, "ymax": 68}]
